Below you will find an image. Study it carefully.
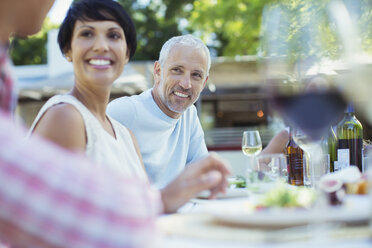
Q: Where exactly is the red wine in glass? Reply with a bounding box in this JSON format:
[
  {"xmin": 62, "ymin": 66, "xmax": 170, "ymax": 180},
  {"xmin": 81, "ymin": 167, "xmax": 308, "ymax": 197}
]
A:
[{"xmin": 272, "ymin": 90, "xmax": 347, "ymax": 141}]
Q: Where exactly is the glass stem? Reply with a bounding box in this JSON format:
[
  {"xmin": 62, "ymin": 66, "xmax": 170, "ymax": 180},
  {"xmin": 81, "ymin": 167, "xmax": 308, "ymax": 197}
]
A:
[{"xmin": 307, "ymin": 142, "xmax": 324, "ymax": 187}]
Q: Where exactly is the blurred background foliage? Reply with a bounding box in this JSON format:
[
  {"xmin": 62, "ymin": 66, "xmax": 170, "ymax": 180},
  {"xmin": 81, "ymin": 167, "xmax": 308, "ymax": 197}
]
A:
[
  {"xmin": 9, "ymin": 0, "xmax": 372, "ymax": 65},
  {"xmin": 10, "ymin": 18, "xmax": 59, "ymax": 65},
  {"xmin": 10, "ymin": 0, "xmax": 271, "ymax": 65}
]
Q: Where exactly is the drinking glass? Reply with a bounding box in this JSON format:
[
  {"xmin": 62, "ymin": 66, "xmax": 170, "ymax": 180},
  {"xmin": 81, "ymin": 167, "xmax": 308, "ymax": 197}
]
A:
[
  {"xmin": 327, "ymin": 0, "xmax": 372, "ymax": 125},
  {"xmin": 330, "ymin": 0, "xmax": 372, "ymax": 235},
  {"xmin": 247, "ymin": 153, "xmax": 287, "ymax": 193},
  {"xmin": 259, "ymin": 1, "xmax": 348, "ymax": 186},
  {"xmin": 242, "ymin": 130, "xmax": 262, "ymax": 157},
  {"xmin": 242, "ymin": 130, "xmax": 262, "ymax": 192}
]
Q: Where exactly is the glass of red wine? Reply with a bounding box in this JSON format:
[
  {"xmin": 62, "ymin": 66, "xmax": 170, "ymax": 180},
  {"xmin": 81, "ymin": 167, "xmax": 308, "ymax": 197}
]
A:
[{"xmin": 259, "ymin": 1, "xmax": 348, "ymax": 186}]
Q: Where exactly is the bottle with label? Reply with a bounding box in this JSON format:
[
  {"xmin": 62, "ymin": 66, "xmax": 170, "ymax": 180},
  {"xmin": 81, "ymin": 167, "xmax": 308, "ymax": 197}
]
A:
[
  {"xmin": 286, "ymin": 127, "xmax": 305, "ymax": 186},
  {"xmin": 336, "ymin": 103, "xmax": 363, "ymax": 172},
  {"xmin": 328, "ymin": 126, "xmax": 338, "ymax": 172}
]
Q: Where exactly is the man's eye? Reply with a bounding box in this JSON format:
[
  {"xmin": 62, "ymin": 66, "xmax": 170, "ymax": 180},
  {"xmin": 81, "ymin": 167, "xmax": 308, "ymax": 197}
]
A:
[
  {"xmin": 193, "ymin": 73, "xmax": 202, "ymax": 79},
  {"xmin": 172, "ymin": 68, "xmax": 181, "ymax": 73}
]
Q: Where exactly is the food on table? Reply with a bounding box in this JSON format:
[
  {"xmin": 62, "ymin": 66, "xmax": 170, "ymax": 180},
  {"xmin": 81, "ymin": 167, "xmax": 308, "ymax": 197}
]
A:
[
  {"xmin": 228, "ymin": 176, "xmax": 246, "ymax": 188},
  {"xmin": 320, "ymin": 166, "xmax": 370, "ymax": 196},
  {"xmin": 256, "ymin": 183, "xmax": 316, "ymax": 209},
  {"xmin": 318, "ymin": 176, "xmax": 345, "ymax": 205}
]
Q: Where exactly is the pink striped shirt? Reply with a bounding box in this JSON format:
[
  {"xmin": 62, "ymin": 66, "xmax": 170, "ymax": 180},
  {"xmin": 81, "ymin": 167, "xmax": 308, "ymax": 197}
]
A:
[
  {"xmin": 0, "ymin": 111, "xmax": 162, "ymax": 247},
  {"xmin": 0, "ymin": 45, "xmax": 16, "ymax": 114}
]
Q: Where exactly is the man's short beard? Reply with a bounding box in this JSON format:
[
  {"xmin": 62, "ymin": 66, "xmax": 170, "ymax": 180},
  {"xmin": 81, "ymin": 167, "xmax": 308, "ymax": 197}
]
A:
[
  {"xmin": 158, "ymin": 73, "xmax": 183, "ymax": 114},
  {"xmin": 158, "ymin": 85, "xmax": 183, "ymax": 114}
]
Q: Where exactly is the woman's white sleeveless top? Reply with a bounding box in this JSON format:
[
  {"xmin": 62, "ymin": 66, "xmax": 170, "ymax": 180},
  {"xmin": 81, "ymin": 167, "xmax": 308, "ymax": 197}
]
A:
[{"xmin": 28, "ymin": 95, "xmax": 146, "ymax": 180}]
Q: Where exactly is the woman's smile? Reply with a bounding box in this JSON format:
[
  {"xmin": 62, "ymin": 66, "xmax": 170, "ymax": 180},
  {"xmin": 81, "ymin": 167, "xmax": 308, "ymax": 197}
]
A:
[{"xmin": 66, "ymin": 20, "xmax": 129, "ymax": 86}]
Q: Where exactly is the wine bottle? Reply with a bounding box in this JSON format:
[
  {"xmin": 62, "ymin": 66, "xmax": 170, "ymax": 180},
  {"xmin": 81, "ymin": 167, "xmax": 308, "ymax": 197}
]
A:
[
  {"xmin": 327, "ymin": 126, "xmax": 337, "ymax": 172},
  {"xmin": 336, "ymin": 103, "xmax": 363, "ymax": 172},
  {"xmin": 286, "ymin": 127, "xmax": 305, "ymax": 186}
]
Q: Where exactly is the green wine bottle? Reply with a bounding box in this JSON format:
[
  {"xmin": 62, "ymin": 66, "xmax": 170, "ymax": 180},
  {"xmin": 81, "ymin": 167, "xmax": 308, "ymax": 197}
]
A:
[
  {"xmin": 336, "ymin": 103, "xmax": 363, "ymax": 172},
  {"xmin": 327, "ymin": 126, "xmax": 337, "ymax": 172}
]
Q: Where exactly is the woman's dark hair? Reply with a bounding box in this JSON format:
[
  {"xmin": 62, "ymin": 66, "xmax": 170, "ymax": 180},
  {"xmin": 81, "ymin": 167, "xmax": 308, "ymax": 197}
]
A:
[{"xmin": 58, "ymin": 0, "xmax": 136, "ymax": 59}]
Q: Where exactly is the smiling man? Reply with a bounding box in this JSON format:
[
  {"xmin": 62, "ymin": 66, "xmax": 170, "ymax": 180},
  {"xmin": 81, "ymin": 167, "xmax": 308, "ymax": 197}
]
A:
[{"xmin": 107, "ymin": 34, "xmax": 210, "ymax": 188}]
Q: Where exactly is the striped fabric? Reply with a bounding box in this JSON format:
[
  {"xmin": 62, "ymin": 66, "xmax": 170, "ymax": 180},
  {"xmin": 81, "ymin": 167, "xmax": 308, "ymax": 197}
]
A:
[
  {"xmin": 0, "ymin": 45, "xmax": 16, "ymax": 114},
  {"xmin": 0, "ymin": 112, "xmax": 162, "ymax": 248}
]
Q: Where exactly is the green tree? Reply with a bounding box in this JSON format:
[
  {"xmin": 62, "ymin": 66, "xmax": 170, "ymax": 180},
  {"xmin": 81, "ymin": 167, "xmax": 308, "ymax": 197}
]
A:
[
  {"xmin": 118, "ymin": 0, "xmax": 196, "ymax": 60},
  {"xmin": 10, "ymin": 18, "xmax": 59, "ymax": 65},
  {"xmin": 190, "ymin": 0, "xmax": 372, "ymax": 58},
  {"xmin": 9, "ymin": 0, "xmax": 196, "ymax": 64},
  {"xmin": 350, "ymin": 0, "xmax": 372, "ymax": 54},
  {"xmin": 189, "ymin": 0, "xmax": 272, "ymax": 56},
  {"xmin": 10, "ymin": 0, "xmax": 371, "ymax": 65}
]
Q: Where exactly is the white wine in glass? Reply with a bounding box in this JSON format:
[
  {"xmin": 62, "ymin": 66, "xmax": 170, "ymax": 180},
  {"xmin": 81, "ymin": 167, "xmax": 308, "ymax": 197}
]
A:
[
  {"xmin": 242, "ymin": 146, "xmax": 262, "ymax": 156},
  {"xmin": 242, "ymin": 130, "xmax": 263, "ymax": 193},
  {"xmin": 242, "ymin": 131, "xmax": 262, "ymax": 157}
]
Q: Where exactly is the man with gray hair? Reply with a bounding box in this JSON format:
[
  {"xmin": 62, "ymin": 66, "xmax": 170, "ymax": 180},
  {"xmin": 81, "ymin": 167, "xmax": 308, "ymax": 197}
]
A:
[{"xmin": 107, "ymin": 34, "xmax": 210, "ymax": 188}]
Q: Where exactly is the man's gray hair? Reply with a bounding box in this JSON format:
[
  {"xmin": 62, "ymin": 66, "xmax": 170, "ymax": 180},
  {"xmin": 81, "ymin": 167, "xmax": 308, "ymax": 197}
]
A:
[{"xmin": 158, "ymin": 34, "xmax": 211, "ymax": 76}]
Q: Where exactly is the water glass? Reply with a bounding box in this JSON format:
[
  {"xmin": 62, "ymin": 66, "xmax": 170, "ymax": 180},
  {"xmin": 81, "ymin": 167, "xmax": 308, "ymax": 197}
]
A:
[
  {"xmin": 246, "ymin": 153, "xmax": 287, "ymax": 193},
  {"xmin": 313, "ymin": 154, "xmax": 330, "ymax": 183}
]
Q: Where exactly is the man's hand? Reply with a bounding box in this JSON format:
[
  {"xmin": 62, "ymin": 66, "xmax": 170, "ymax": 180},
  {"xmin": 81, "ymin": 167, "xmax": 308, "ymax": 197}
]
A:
[{"xmin": 161, "ymin": 152, "xmax": 231, "ymax": 213}]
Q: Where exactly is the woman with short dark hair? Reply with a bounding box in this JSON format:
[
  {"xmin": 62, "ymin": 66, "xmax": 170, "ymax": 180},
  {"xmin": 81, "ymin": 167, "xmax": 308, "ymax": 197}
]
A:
[{"xmin": 58, "ymin": 0, "xmax": 137, "ymax": 59}]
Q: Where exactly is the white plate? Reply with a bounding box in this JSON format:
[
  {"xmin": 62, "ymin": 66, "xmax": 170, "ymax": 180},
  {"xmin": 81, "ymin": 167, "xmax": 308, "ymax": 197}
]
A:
[
  {"xmin": 197, "ymin": 188, "xmax": 248, "ymax": 199},
  {"xmin": 207, "ymin": 195, "xmax": 370, "ymax": 228}
]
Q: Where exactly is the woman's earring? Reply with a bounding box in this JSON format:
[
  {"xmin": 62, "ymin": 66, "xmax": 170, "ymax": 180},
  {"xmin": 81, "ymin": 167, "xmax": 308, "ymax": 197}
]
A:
[{"xmin": 65, "ymin": 56, "xmax": 72, "ymax": 62}]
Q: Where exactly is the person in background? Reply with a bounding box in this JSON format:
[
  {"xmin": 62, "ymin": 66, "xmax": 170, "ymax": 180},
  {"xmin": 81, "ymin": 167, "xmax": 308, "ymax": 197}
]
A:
[
  {"xmin": 0, "ymin": 0, "xmax": 230, "ymax": 247},
  {"xmin": 261, "ymin": 129, "xmax": 289, "ymax": 155},
  {"xmin": 107, "ymin": 35, "xmax": 289, "ymax": 188},
  {"xmin": 108, "ymin": 34, "xmax": 210, "ymax": 188}
]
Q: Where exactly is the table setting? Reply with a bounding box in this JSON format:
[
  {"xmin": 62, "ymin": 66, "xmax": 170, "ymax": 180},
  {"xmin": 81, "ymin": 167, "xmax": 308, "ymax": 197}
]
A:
[
  {"xmin": 158, "ymin": 134, "xmax": 371, "ymax": 247},
  {"xmin": 156, "ymin": 174, "xmax": 371, "ymax": 247},
  {"xmin": 157, "ymin": 0, "xmax": 372, "ymax": 247}
]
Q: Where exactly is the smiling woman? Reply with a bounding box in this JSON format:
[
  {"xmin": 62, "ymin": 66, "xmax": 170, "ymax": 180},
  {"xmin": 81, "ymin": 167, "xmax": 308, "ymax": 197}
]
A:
[{"xmin": 65, "ymin": 20, "xmax": 129, "ymax": 87}]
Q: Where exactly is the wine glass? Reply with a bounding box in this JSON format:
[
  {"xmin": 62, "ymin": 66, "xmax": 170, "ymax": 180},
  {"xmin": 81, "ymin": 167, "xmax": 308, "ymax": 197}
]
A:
[
  {"xmin": 242, "ymin": 130, "xmax": 263, "ymax": 192},
  {"xmin": 259, "ymin": 1, "xmax": 348, "ymax": 186},
  {"xmin": 326, "ymin": 0, "xmax": 372, "ymax": 124},
  {"xmin": 242, "ymin": 130, "xmax": 262, "ymax": 157},
  {"xmin": 329, "ymin": 0, "xmax": 372, "ymax": 232},
  {"xmin": 291, "ymin": 128, "xmax": 324, "ymax": 186}
]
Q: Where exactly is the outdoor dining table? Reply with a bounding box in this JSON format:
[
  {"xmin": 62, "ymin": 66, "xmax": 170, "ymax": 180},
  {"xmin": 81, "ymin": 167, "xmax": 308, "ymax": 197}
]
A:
[{"xmin": 155, "ymin": 191, "xmax": 372, "ymax": 248}]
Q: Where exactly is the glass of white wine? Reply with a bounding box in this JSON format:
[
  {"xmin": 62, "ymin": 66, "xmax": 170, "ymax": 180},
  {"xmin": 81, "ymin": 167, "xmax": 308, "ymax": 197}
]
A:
[
  {"xmin": 242, "ymin": 130, "xmax": 262, "ymax": 157},
  {"xmin": 242, "ymin": 130, "xmax": 263, "ymax": 193}
]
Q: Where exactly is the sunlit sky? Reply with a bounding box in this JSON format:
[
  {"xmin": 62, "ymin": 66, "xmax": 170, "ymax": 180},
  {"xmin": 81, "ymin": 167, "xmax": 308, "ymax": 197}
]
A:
[
  {"xmin": 47, "ymin": 0, "xmax": 151, "ymax": 24},
  {"xmin": 47, "ymin": 0, "xmax": 73, "ymax": 24},
  {"xmin": 47, "ymin": 0, "xmax": 153, "ymax": 23}
]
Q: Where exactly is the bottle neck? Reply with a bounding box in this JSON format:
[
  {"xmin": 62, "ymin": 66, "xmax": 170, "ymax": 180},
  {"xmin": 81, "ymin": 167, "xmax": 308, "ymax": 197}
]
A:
[
  {"xmin": 345, "ymin": 103, "xmax": 355, "ymax": 114},
  {"xmin": 345, "ymin": 111, "xmax": 355, "ymax": 118}
]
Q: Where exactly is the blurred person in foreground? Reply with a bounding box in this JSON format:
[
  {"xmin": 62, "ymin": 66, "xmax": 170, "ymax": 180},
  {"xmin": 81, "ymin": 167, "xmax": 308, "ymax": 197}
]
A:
[
  {"xmin": 107, "ymin": 35, "xmax": 288, "ymax": 188},
  {"xmin": 0, "ymin": 0, "xmax": 230, "ymax": 247}
]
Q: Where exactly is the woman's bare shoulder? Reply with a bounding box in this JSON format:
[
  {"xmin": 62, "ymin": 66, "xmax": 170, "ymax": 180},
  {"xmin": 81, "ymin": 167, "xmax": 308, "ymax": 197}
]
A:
[{"xmin": 33, "ymin": 103, "xmax": 86, "ymax": 151}]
